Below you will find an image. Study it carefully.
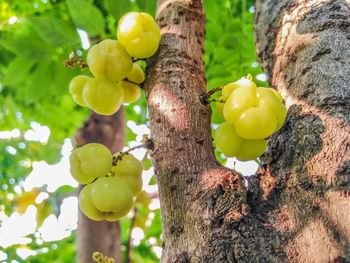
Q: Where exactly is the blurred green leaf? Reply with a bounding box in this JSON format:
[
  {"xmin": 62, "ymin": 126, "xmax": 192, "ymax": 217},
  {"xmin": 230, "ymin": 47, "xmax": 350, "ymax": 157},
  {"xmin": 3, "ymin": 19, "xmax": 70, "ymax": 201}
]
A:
[
  {"xmin": 105, "ymin": 0, "xmax": 131, "ymax": 21},
  {"xmin": 3, "ymin": 57, "xmax": 35, "ymax": 86},
  {"xmin": 28, "ymin": 16, "xmax": 79, "ymax": 46},
  {"xmin": 135, "ymin": 0, "xmax": 156, "ymax": 16},
  {"xmin": 36, "ymin": 200, "xmax": 53, "ymax": 228},
  {"xmin": 66, "ymin": 0, "xmax": 105, "ymax": 36},
  {"xmin": 1, "ymin": 35, "xmax": 55, "ymax": 59}
]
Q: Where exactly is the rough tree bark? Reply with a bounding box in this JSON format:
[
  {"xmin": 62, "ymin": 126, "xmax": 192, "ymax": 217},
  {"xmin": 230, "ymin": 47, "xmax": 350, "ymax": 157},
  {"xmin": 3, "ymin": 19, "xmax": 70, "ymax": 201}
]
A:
[
  {"xmin": 143, "ymin": 0, "xmax": 350, "ymax": 262},
  {"xmin": 74, "ymin": 109, "xmax": 125, "ymax": 263},
  {"xmin": 145, "ymin": 0, "xmax": 246, "ymax": 262},
  {"xmin": 255, "ymin": 0, "xmax": 350, "ymax": 262}
]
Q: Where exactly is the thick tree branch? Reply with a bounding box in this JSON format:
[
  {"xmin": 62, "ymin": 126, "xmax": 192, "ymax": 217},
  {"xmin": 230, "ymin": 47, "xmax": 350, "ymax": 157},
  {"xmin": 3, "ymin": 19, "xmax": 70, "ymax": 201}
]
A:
[{"xmin": 144, "ymin": 0, "xmax": 247, "ymax": 261}]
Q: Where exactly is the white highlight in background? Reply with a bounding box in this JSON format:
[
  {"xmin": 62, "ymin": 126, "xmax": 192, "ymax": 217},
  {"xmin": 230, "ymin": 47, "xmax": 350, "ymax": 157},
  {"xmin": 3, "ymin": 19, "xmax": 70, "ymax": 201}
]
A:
[
  {"xmin": 23, "ymin": 139, "xmax": 78, "ymax": 192},
  {"xmin": 8, "ymin": 16, "xmax": 18, "ymax": 25},
  {"xmin": 16, "ymin": 248, "xmax": 36, "ymax": 260},
  {"xmin": 0, "ymin": 206, "xmax": 37, "ymax": 248},
  {"xmin": 24, "ymin": 122, "xmax": 50, "ymax": 144},
  {"xmin": 0, "ymin": 129, "xmax": 20, "ymax": 139},
  {"xmin": 77, "ymin": 29, "xmax": 90, "ymax": 50}
]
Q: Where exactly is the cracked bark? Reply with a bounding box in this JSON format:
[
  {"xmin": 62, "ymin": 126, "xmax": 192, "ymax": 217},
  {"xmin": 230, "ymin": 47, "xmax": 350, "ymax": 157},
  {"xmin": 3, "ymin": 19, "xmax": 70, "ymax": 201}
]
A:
[
  {"xmin": 75, "ymin": 109, "xmax": 124, "ymax": 263},
  {"xmin": 143, "ymin": 0, "xmax": 350, "ymax": 262},
  {"xmin": 253, "ymin": 0, "xmax": 350, "ymax": 262}
]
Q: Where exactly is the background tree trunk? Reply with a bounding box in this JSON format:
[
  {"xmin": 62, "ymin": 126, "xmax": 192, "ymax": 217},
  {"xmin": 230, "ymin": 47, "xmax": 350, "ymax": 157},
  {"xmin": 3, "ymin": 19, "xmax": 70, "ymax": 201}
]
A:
[
  {"xmin": 74, "ymin": 109, "xmax": 125, "ymax": 263},
  {"xmin": 144, "ymin": 0, "xmax": 350, "ymax": 262}
]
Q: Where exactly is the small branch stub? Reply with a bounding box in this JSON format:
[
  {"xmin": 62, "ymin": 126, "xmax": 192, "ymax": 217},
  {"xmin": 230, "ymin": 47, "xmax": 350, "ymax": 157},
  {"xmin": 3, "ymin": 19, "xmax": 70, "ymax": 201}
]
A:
[
  {"xmin": 112, "ymin": 137, "xmax": 154, "ymax": 166},
  {"xmin": 199, "ymin": 86, "xmax": 223, "ymax": 105}
]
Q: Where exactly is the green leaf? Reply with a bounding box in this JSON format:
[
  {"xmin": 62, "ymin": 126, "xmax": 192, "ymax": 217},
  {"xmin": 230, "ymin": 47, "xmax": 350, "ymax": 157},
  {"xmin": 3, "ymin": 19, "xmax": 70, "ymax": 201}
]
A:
[
  {"xmin": 3, "ymin": 57, "xmax": 35, "ymax": 86},
  {"xmin": 15, "ymin": 60, "xmax": 55, "ymax": 103},
  {"xmin": 36, "ymin": 200, "xmax": 53, "ymax": 228},
  {"xmin": 136, "ymin": 0, "xmax": 156, "ymax": 16},
  {"xmin": 105, "ymin": 0, "xmax": 131, "ymax": 21},
  {"xmin": 52, "ymin": 61, "xmax": 81, "ymax": 96},
  {"xmin": 55, "ymin": 185, "xmax": 75, "ymax": 196},
  {"xmin": 0, "ymin": 35, "xmax": 55, "ymax": 59},
  {"xmin": 66, "ymin": 0, "xmax": 105, "ymax": 36},
  {"xmin": 28, "ymin": 17, "xmax": 79, "ymax": 46}
]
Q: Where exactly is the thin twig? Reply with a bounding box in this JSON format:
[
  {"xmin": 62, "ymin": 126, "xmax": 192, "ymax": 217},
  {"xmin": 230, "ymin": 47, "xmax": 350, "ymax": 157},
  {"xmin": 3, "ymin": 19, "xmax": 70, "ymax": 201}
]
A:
[
  {"xmin": 126, "ymin": 208, "xmax": 138, "ymax": 263},
  {"xmin": 199, "ymin": 86, "xmax": 223, "ymax": 105},
  {"xmin": 112, "ymin": 138, "xmax": 154, "ymax": 166},
  {"xmin": 207, "ymin": 98, "xmax": 225, "ymax": 104}
]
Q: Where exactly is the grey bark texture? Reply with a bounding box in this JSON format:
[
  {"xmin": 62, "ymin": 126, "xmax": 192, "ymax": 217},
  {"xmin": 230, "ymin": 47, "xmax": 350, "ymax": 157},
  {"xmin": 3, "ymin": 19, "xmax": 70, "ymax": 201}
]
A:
[
  {"xmin": 143, "ymin": 0, "xmax": 350, "ymax": 262},
  {"xmin": 74, "ymin": 109, "xmax": 125, "ymax": 263},
  {"xmin": 255, "ymin": 0, "xmax": 350, "ymax": 262}
]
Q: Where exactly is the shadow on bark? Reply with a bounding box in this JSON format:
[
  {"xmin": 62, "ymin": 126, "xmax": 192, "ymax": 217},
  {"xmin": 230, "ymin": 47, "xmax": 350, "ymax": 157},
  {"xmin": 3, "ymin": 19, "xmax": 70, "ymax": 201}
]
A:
[
  {"xmin": 255, "ymin": 0, "xmax": 350, "ymax": 261},
  {"xmin": 143, "ymin": 0, "xmax": 350, "ymax": 261}
]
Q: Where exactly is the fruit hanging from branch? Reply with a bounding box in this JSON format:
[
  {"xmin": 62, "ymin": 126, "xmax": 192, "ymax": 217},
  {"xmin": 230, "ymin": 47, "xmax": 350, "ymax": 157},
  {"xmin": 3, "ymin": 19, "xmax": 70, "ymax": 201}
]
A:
[
  {"xmin": 67, "ymin": 11, "xmax": 160, "ymax": 116},
  {"xmin": 66, "ymin": 9, "xmax": 288, "ymax": 223},
  {"xmin": 214, "ymin": 76, "xmax": 287, "ymax": 161},
  {"xmin": 70, "ymin": 143, "xmax": 145, "ymax": 222}
]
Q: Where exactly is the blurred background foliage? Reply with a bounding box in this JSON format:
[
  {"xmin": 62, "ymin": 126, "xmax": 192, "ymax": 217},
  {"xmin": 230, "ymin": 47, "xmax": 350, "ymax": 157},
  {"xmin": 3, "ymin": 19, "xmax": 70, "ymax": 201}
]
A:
[{"xmin": 0, "ymin": 0, "xmax": 262, "ymax": 262}]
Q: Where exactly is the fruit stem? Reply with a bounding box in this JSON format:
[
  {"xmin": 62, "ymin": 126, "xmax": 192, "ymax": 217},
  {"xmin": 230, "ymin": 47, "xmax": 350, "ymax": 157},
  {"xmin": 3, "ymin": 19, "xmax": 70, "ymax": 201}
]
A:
[
  {"xmin": 113, "ymin": 138, "xmax": 154, "ymax": 165},
  {"xmin": 200, "ymin": 86, "xmax": 223, "ymax": 105},
  {"xmin": 207, "ymin": 98, "xmax": 225, "ymax": 104},
  {"xmin": 124, "ymin": 138, "xmax": 154, "ymax": 153},
  {"xmin": 122, "ymin": 78, "xmax": 145, "ymax": 89}
]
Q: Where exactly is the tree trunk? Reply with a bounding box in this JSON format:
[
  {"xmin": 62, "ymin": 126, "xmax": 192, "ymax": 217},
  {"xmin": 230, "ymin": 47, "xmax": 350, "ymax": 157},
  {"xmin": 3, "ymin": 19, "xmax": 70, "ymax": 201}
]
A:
[
  {"xmin": 254, "ymin": 0, "xmax": 350, "ymax": 262},
  {"xmin": 145, "ymin": 0, "xmax": 245, "ymax": 262},
  {"xmin": 143, "ymin": 0, "xmax": 350, "ymax": 262},
  {"xmin": 74, "ymin": 109, "xmax": 125, "ymax": 263}
]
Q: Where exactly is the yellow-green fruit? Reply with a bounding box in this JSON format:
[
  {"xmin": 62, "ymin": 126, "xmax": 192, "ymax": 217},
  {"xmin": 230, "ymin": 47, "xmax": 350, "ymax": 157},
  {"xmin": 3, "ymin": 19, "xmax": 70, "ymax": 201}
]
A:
[
  {"xmin": 69, "ymin": 143, "xmax": 112, "ymax": 184},
  {"xmin": 118, "ymin": 81, "xmax": 141, "ymax": 104},
  {"xmin": 223, "ymin": 85, "xmax": 258, "ymax": 125},
  {"xmin": 216, "ymin": 82, "xmax": 240, "ymax": 116},
  {"xmin": 222, "ymin": 82, "xmax": 240, "ymax": 98},
  {"xmin": 214, "ymin": 122, "xmax": 243, "ymax": 157},
  {"xmin": 235, "ymin": 77, "xmax": 257, "ymax": 90},
  {"xmin": 127, "ymin": 63, "xmax": 145, "ymax": 84},
  {"xmin": 83, "ymin": 78, "xmax": 124, "ymax": 115},
  {"xmin": 68, "ymin": 75, "xmax": 90, "ymax": 106},
  {"xmin": 79, "ymin": 184, "xmax": 105, "ymax": 221},
  {"xmin": 236, "ymin": 139, "xmax": 268, "ymax": 161},
  {"xmin": 271, "ymin": 89, "xmax": 283, "ymax": 102},
  {"xmin": 112, "ymin": 152, "xmax": 143, "ymax": 196},
  {"xmin": 104, "ymin": 203, "xmax": 133, "ymax": 222},
  {"xmin": 70, "ymin": 150, "xmax": 95, "ymax": 184},
  {"xmin": 90, "ymin": 177, "xmax": 133, "ymax": 215},
  {"xmin": 235, "ymin": 107, "xmax": 277, "ymax": 140},
  {"xmin": 117, "ymin": 12, "xmax": 160, "ymax": 58},
  {"xmin": 87, "ymin": 39, "xmax": 132, "ymax": 81},
  {"xmin": 216, "ymin": 95, "xmax": 225, "ymax": 116},
  {"xmin": 258, "ymin": 91, "xmax": 287, "ymax": 131},
  {"xmin": 256, "ymin": 87, "xmax": 282, "ymax": 102},
  {"xmin": 135, "ymin": 191, "xmax": 151, "ymax": 208}
]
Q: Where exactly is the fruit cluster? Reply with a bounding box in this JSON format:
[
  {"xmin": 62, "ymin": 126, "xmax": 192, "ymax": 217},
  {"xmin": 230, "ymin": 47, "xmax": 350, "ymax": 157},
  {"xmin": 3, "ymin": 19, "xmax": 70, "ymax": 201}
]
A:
[
  {"xmin": 68, "ymin": 12, "xmax": 161, "ymax": 115},
  {"xmin": 70, "ymin": 143, "xmax": 143, "ymax": 221},
  {"xmin": 214, "ymin": 76, "xmax": 287, "ymax": 161}
]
